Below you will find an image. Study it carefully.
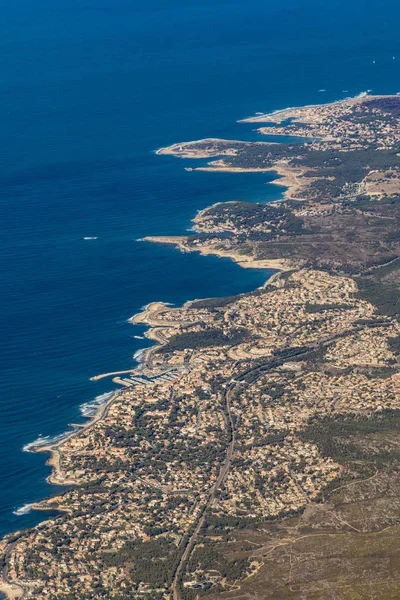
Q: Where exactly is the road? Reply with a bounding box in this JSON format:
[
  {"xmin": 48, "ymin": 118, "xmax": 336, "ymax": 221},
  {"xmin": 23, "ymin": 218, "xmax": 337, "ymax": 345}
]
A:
[
  {"xmin": 171, "ymin": 382, "xmax": 236, "ymax": 600},
  {"xmin": 1, "ymin": 541, "xmax": 26, "ymax": 599},
  {"xmin": 169, "ymin": 318, "xmax": 391, "ymax": 599},
  {"xmin": 170, "ymin": 344, "xmax": 304, "ymax": 600},
  {"xmin": 1, "ymin": 318, "xmax": 389, "ymax": 599}
]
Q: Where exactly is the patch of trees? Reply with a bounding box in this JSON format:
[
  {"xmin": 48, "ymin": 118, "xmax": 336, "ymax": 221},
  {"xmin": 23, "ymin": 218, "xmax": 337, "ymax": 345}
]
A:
[
  {"xmin": 203, "ymin": 512, "xmax": 264, "ymax": 534},
  {"xmin": 260, "ymin": 382, "xmax": 286, "ymax": 400},
  {"xmin": 298, "ymin": 148, "xmax": 400, "ymax": 200},
  {"xmin": 186, "ymin": 544, "xmax": 249, "ymax": 582},
  {"xmin": 190, "ymin": 285, "xmax": 273, "ymax": 311},
  {"xmin": 102, "ymin": 537, "xmax": 179, "ymax": 587},
  {"xmin": 305, "ymin": 303, "xmax": 351, "ymax": 313},
  {"xmin": 225, "ymin": 142, "xmax": 305, "ymax": 170},
  {"xmin": 356, "ymin": 276, "xmax": 400, "ymax": 320},
  {"xmin": 362, "ymin": 366, "xmax": 397, "ymax": 379},
  {"xmin": 160, "ymin": 327, "xmax": 250, "ymax": 353},
  {"xmin": 354, "ymin": 318, "xmax": 391, "ymax": 326},
  {"xmin": 300, "ymin": 411, "xmax": 400, "ymax": 465},
  {"xmin": 388, "ymin": 334, "xmax": 400, "ymax": 355},
  {"xmin": 364, "ymin": 97, "xmax": 400, "ymax": 117},
  {"xmin": 300, "ymin": 148, "xmax": 400, "ymax": 173},
  {"xmin": 202, "ymin": 200, "xmax": 304, "ymax": 236},
  {"xmin": 190, "ymin": 294, "xmax": 246, "ymax": 310}
]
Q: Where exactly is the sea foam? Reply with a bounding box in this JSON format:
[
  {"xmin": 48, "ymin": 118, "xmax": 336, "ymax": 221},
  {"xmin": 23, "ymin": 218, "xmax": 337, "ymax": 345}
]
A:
[
  {"xmin": 79, "ymin": 391, "xmax": 114, "ymax": 418},
  {"xmin": 23, "ymin": 392, "xmax": 114, "ymax": 452},
  {"xmin": 23, "ymin": 432, "xmax": 69, "ymax": 453},
  {"xmin": 13, "ymin": 502, "xmax": 36, "ymax": 516},
  {"xmin": 139, "ymin": 301, "xmax": 174, "ymax": 311},
  {"xmin": 240, "ymin": 91, "xmax": 373, "ymax": 122},
  {"xmin": 133, "ymin": 348, "xmax": 146, "ymax": 362}
]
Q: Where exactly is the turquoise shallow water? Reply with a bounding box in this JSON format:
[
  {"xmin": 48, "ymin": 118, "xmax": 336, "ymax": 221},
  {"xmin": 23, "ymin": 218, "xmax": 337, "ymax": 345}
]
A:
[{"xmin": 1, "ymin": 0, "xmax": 400, "ymax": 536}]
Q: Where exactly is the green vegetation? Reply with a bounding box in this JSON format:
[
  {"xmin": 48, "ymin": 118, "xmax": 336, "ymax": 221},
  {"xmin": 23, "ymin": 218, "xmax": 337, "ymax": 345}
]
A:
[
  {"xmin": 224, "ymin": 141, "xmax": 304, "ymax": 171},
  {"xmin": 298, "ymin": 148, "xmax": 400, "ymax": 200},
  {"xmin": 102, "ymin": 538, "xmax": 179, "ymax": 587},
  {"xmin": 356, "ymin": 277, "xmax": 400, "ymax": 320},
  {"xmin": 300, "ymin": 411, "xmax": 400, "ymax": 465},
  {"xmin": 388, "ymin": 334, "xmax": 400, "ymax": 354},
  {"xmin": 186, "ymin": 544, "xmax": 249, "ymax": 581},
  {"xmin": 200, "ymin": 200, "xmax": 305, "ymax": 235},
  {"xmin": 305, "ymin": 303, "xmax": 351, "ymax": 313},
  {"xmin": 365, "ymin": 96, "xmax": 400, "ymax": 117},
  {"xmin": 160, "ymin": 328, "xmax": 250, "ymax": 353},
  {"xmin": 190, "ymin": 294, "xmax": 246, "ymax": 310}
]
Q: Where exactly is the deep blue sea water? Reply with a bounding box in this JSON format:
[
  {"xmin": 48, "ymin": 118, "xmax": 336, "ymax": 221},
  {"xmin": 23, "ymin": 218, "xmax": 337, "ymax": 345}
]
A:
[{"xmin": 1, "ymin": 0, "xmax": 400, "ymax": 537}]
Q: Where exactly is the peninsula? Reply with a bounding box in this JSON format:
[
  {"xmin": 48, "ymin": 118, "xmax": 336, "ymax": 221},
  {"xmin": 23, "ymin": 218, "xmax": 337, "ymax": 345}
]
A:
[{"xmin": 1, "ymin": 94, "xmax": 399, "ymax": 600}]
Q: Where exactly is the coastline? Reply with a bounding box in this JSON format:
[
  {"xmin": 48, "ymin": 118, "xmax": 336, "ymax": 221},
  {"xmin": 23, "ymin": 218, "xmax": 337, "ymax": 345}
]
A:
[
  {"xmin": 15, "ymin": 227, "xmax": 285, "ymax": 523},
  {"xmin": 24, "ymin": 299, "xmax": 187, "ymax": 501},
  {"xmin": 142, "ymin": 235, "xmax": 291, "ymax": 270},
  {"xmin": 189, "ymin": 161, "xmax": 310, "ymax": 201},
  {"xmin": 10, "ymin": 91, "xmax": 363, "ymax": 520},
  {"xmin": 32, "ymin": 389, "xmax": 120, "ymax": 488},
  {"xmin": 155, "ymin": 138, "xmax": 277, "ymax": 158},
  {"xmin": 29, "ymin": 298, "xmax": 191, "ymax": 494},
  {"xmin": 3, "ymin": 90, "xmax": 400, "ymax": 599},
  {"xmin": 237, "ymin": 91, "xmax": 392, "ymax": 124}
]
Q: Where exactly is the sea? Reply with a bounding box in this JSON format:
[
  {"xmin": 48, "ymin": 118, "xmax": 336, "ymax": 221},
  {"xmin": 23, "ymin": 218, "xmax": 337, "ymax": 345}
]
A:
[{"xmin": 1, "ymin": 0, "xmax": 400, "ymax": 538}]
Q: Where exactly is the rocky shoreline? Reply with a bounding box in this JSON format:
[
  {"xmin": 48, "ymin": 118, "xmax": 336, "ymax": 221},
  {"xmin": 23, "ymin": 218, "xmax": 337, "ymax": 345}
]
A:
[{"xmin": 1, "ymin": 93, "xmax": 399, "ymax": 599}]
